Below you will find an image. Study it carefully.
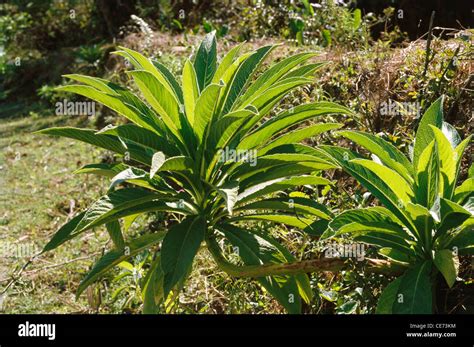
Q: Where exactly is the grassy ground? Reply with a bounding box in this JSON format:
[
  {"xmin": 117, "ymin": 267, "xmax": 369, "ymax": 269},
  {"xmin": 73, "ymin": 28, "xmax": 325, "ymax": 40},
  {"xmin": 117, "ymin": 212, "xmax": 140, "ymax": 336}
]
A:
[{"xmin": 0, "ymin": 114, "xmax": 109, "ymax": 313}]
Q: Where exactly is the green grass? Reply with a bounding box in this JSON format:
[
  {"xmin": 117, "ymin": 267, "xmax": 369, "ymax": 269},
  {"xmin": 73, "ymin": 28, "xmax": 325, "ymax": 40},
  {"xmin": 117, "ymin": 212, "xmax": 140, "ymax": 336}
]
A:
[{"xmin": 0, "ymin": 113, "xmax": 110, "ymax": 313}]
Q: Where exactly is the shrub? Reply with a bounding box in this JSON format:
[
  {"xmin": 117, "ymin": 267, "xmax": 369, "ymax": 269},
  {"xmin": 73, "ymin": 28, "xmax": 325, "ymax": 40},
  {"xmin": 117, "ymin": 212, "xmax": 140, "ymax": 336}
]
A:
[
  {"xmin": 319, "ymin": 96, "xmax": 473, "ymax": 313},
  {"xmin": 38, "ymin": 32, "xmax": 352, "ymax": 313}
]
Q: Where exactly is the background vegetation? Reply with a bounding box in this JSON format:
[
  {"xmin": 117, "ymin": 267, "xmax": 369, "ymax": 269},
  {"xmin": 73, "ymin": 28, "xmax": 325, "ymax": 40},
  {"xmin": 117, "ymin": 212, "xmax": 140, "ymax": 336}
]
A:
[{"xmin": 0, "ymin": 0, "xmax": 472, "ymax": 314}]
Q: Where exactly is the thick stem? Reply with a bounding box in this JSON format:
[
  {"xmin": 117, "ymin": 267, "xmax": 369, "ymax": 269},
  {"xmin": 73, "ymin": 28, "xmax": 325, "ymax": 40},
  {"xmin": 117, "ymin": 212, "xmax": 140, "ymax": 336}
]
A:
[{"xmin": 206, "ymin": 236, "xmax": 405, "ymax": 278}]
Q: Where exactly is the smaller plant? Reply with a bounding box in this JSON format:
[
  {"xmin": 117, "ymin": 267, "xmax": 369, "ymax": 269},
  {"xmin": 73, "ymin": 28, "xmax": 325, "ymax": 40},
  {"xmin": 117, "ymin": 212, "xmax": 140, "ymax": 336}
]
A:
[
  {"xmin": 74, "ymin": 44, "xmax": 105, "ymax": 70},
  {"xmin": 109, "ymin": 252, "xmax": 149, "ymax": 313},
  {"xmin": 319, "ymin": 96, "xmax": 473, "ymax": 313},
  {"xmin": 201, "ymin": 19, "xmax": 229, "ymax": 38}
]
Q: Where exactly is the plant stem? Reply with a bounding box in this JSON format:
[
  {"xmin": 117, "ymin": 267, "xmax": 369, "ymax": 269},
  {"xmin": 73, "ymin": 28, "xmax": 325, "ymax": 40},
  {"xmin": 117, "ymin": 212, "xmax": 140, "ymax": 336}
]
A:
[
  {"xmin": 205, "ymin": 235, "xmax": 405, "ymax": 278},
  {"xmin": 418, "ymin": 10, "xmax": 436, "ymax": 107}
]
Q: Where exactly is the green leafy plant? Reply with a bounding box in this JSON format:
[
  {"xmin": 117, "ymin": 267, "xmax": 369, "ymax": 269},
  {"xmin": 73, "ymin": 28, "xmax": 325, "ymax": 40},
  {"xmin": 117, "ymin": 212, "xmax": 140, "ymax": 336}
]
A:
[
  {"xmin": 319, "ymin": 96, "xmax": 473, "ymax": 313},
  {"xmin": 109, "ymin": 251, "xmax": 150, "ymax": 312},
  {"xmin": 74, "ymin": 43, "xmax": 105, "ymax": 70},
  {"xmin": 37, "ymin": 31, "xmax": 353, "ymax": 313}
]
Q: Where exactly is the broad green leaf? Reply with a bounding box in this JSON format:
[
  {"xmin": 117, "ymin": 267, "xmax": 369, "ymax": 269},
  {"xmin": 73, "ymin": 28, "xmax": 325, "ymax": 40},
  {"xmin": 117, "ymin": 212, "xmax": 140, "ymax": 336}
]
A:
[
  {"xmin": 236, "ymin": 175, "xmax": 332, "ymax": 205},
  {"xmin": 245, "ymin": 77, "xmax": 312, "ymax": 116},
  {"xmin": 448, "ymin": 217, "xmax": 474, "ymax": 254},
  {"xmin": 218, "ymin": 224, "xmax": 303, "ymax": 313},
  {"xmin": 154, "ymin": 156, "xmax": 193, "ymax": 175},
  {"xmin": 42, "ymin": 212, "xmax": 86, "ymax": 253},
  {"xmin": 450, "ymin": 134, "xmax": 473, "ymax": 199},
  {"xmin": 436, "ymin": 198, "xmax": 472, "ymax": 237},
  {"xmin": 413, "ymin": 96, "xmax": 443, "ymax": 167},
  {"xmin": 238, "ymin": 52, "xmax": 317, "ymax": 107},
  {"xmin": 42, "ymin": 189, "xmax": 176, "ymax": 252},
  {"xmin": 194, "ymin": 31, "xmax": 217, "ymax": 90},
  {"xmin": 36, "ymin": 127, "xmax": 152, "ymax": 166},
  {"xmin": 323, "ymin": 206, "xmax": 403, "ymax": 239},
  {"xmin": 414, "ymin": 141, "xmax": 439, "ymax": 208},
  {"xmin": 194, "ymin": 83, "xmax": 223, "ymax": 141},
  {"xmin": 329, "ymin": 214, "xmax": 414, "ymax": 253},
  {"xmin": 378, "ymin": 247, "xmax": 411, "ymax": 264},
  {"xmin": 433, "ymin": 249, "xmax": 457, "ymax": 288},
  {"xmin": 114, "ymin": 46, "xmax": 179, "ymax": 101},
  {"xmin": 216, "ymin": 181, "xmax": 239, "ymax": 215},
  {"xmin": 258, "ymin": 123, "xmax": 342, "ymax": 155},
  {"xmin": 238, "ymin": 161, "xmax": 334, "ymax": 190},
  {"xmin": 239, "ymin": 102, "xmax": 352, "ymax": 151},
  {"xmin": 63, "ymin": 74, "xmax": 119, "ymax": 94},
  {"xmin": 74, "ymin": 163, "xmax": 128, "ymax": 178},
  {"xmin": 336, "ymin": 221, "xmax": 410, "ymax": 244},
  {"xmin": 283, "ymin": 62, "xmax": 325, "ymax": 79},
  {"xmin": 237, "ymin": 197, "xmax": 333, "ymax": 220},
  {"xmin": 392, "ymin": 261, "xmax": 432, "ymax": 314},
  {"xmin": 152, "ymin": 60, "xmax": 184, "ymax": 104},
  {"xmin": 74, "ymin": 189, "xmax": 170, "ymax": 231},
  {"xmin": 97, "ymin": 124, "xmax": 179, "ymax": 156},
  {"xmin": 376, "ymin": 276, "xmax": 403, "ymax": 314},
  {"xmin": 356, "ymin": 232, "xmax": 413, "ymax": 254},
  {"xmin": 128, "ymin": 70, "xmax": 182, "ymax": 139},
  {"xmin": 303, "ymin": 219, "xmax": 329, "ymax": 236},
  {"xmin": 229, "ymin": 214, "xmax": 315, "ymax": 230},
  {"xmin": 182, "ymin": 60, "xmax": 200, "ymax": 124},
  {"xmin": 453, "ymin": 178, "xmax": 474, "ymax": 204},
  {"xmin": 150, "ymin": 152, "xmax": 166, "ymax": 178},
  {"xmin": 430, "ymin": 126, "xmax": 455, "ymax": 196},
  {"xmin": 337, "ymin": 130, "xmax": 413, "ymax": 183},
  {"xmin": 161, "ymin": 216, "xmax": 206, "ymax": 296},
  {"xmin": 61, "ymin": 75, "xmax": 166, "ymax": 134},
  {"xmin": 55, "ymin": 85, "xmax": 163, "ymax": 134},
  {"xmin": 319, "ymin": 145, "xmax": 415, "ymax": 231},
  {"xmin": 106, "ymin": 220, "xmax": 125, "ymax": 250},
  {"xmin": 230, "ymin": 153, "xmax": 334, "ymax": 182},
  {"xmin": 351, "ymin": 159, "xmax": 414, "ymax": 205},
  {"xmin": 76, "ymin": 232, "xmax": 165, "ymax": 298},
  {"xmin": 221, "ymin": 44, "xmax": 276, "ymax": 114},
  {"xmin": 142, "ymin": 254, "xmax": 164, "ymax": 314},
  {"xmin": 405, "ymin": 203, "xmax": 435, "ymax": 248},
  {"xmin": 209, "ymin": 109, "xmax": 256, "ymax": 151},
  {"xmin": 212, "ymin": 42, "xmax": 244, "ymax": 83}
]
